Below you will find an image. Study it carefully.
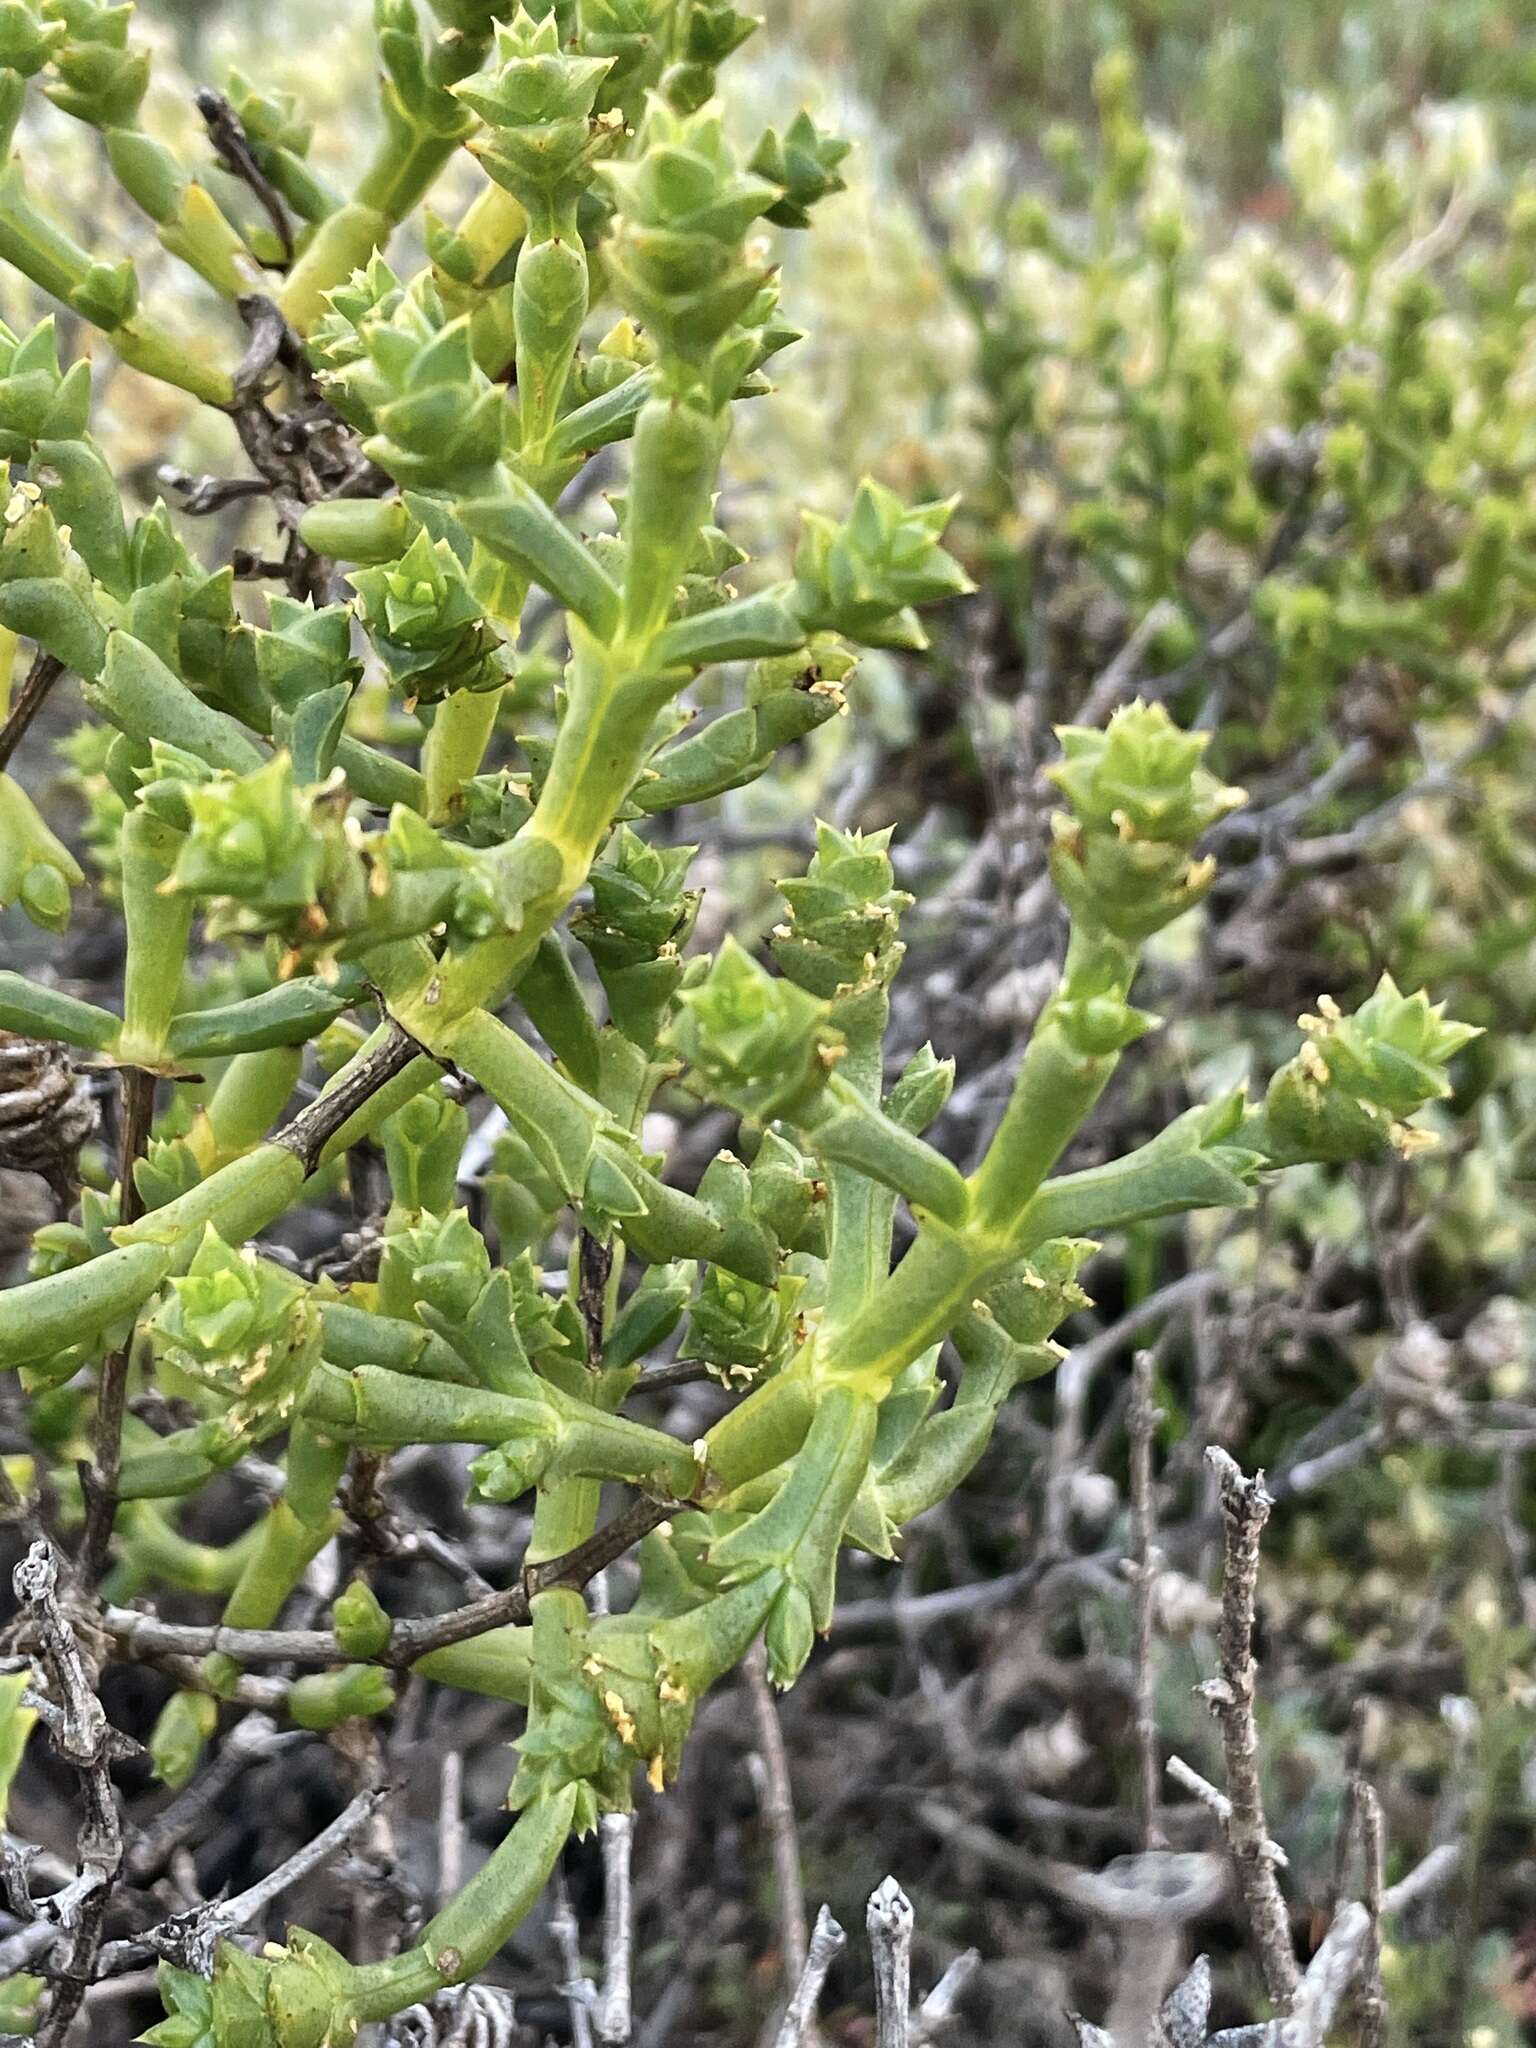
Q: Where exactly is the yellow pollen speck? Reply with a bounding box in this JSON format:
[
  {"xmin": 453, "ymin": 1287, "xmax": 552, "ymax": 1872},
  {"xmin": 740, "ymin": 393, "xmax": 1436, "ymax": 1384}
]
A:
[
  {"xmin": 1299, "ymin": 1041, "xmax": 1330, "ymax": 1084},
  {"xmin": 647, "ymin": 1753, "xmax": 666, "ymax": 1793},
  {"xmin": 1390, "ymin": 1122, "xmax": 1438, "ymax": 1157},
  {"xmin": 658, "ymin": 1675, "xmax": 689, "ymax": 1704},
  {"xmin": 603, "ymin": 1690, "xmax": 637, "ymax": 1746}
]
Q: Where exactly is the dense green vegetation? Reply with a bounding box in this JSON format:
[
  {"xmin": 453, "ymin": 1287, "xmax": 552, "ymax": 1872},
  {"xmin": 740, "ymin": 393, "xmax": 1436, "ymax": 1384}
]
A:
[{"xmin": 0, "ymin": 2, "xmax": 1531, "ymax": 2043}]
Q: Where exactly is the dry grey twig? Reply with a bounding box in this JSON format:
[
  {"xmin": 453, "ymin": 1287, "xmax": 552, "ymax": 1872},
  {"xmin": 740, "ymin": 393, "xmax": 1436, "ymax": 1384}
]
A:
[
  {"xmin": 1197, "ymin": 1449, "xmax": 1299, "ymax": 2005},
  {"xmin": 773, "ymin": 1904, "xmax": 845, "ymax": 2048},
  {"xmin": 867, "ymin": 1877, "xmax": 914, "ymax": 2048}
]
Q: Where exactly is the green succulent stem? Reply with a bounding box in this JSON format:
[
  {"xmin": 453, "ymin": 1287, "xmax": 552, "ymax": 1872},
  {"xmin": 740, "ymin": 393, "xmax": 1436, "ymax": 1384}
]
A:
[
  {"xmin": 277, "ymin": 157, "xmax": 436, "ymax": 319},
  {"xmin": 422, "ymin": 683, "xmax": 505, "ymax": 822},
  {"xmin": 198, "ymin": 1426, "xmax": 348, "ymax": 1693},
  {"xmin": 281, "ymin": 8, "xmax": 496, "ymax": 337},
  {"xmin": 117, "ymin": 805, "xmax": 194, "ymax": 1068},
  {"xmin": 109, "ymin": 318, "xmax": 236, "ymax": 403},
  {"xmin": 456, "ymin": 179, "xmax": 527, "ymax": 288},
  {"xmin": 115, "ymin": 1501, "xmax": 261, "ymax": 1596},
  {"xmin": 354, "ymin": 138, "xmax": 460, "ymax": 231},
  {"xmin": 457, "ymin": 188, "xmax": 528, "ymax": 374},
  {"xmin": 135, "ymin": 1130, "xmax": 304, "ymax": 1225},
  {"xmin": 415, "ymin": 634, "xmax": 691, "ymax": 1024},
  {"xmin": 0, "ymin": 1242, "xmax": 172, "ymax": 1372},
  {"xmin": 412, "ymin": 1623, "xmax": 534, "ymax": 1700},
  {"xmin": 822, "ymin": 995, "xmax": 894, "ymax": 1324},
  {"xmin": 280, "ymin": 201, "xmax": 397, "ymax": 332},
  {"xmin": 811, "ymin": 1223, "xmax": 981, "ymax": 1401},
  {"xmin": 966, "ymin": 926, "xmax": 1140, "ymax": 1235},
  {"xmin": 514, "ymin": 226, "xmax": 588, "ymax": 464},
  {"xmin": 103, "ymin": 127, "xmax": 263, "ymax": 298},
  {"xmin": 0, "ymin": 971, "xmax": 119, "ymax": 1050},
  {"xmin": 348, "ymin": 1784, "xmax": 579, "ymax": 2014}
]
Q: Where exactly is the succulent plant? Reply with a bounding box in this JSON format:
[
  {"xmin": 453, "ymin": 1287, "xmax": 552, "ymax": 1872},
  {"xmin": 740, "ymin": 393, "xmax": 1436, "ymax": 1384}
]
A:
[{"xmin": 0, "ymin": 1, "xmax": 1476, "ymax": 2037}]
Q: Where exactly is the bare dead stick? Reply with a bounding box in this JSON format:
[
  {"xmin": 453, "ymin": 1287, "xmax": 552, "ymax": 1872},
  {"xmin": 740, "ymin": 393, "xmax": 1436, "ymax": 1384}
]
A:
[
  {"xmin": 1163, "ymin": 1757, "xmax": 1288, "ymax": 1868},
  {"xmin": 13, "ymin": 1541, "xmax": 124, "ymax": 2046},
  {"xmin": 1198, "ymin": 1447, "xmax": 1299, "ymax": 2006},
  {"xmin": 1272, "ymin": 1903, "xmax": 1370, "ymax": 2047},
  {"xmin": 96, "ymin": 1784, "xmax": 389, "ymax": 1980},
  {"xmin": 594, "ymin": 1811, "xmax": 634, "ymax": 2046},
  {"xmin": 773, "ymin": 1905, "xmax": 845, "ymax": 2048},
  {"xmin": 437, "ymin": 1751, "xmax": 465, "ymax": 1906},
  {"xmin": 911, "ymin": 1949, "xmax": 980, "ymax": 2045},
  {"xmin": 867, "ymin": 1878, "xmax": 914, "ymax": 2048},
  {"xmin": 1128, "ymin": 1350, "xmax": 1166, "ymax": 1850},
  {"xmin": 1348, "ymin": 1781, "xmax": 1385, "ymax": 2048},
  {"xmin": 745, "ymin": 1642, "xmax": 810, "ymax": 1989},
  {"xmin": 1204, "ymin": 1845, "xmax": 1459, "ymax": 2046},
  {"xmin": 0, "ymin": 652, "xmax": 65, "ymax": 775},
  {"xmin": 551, "ymin": 1863, "xmax": 595, "ymax": 2048}
]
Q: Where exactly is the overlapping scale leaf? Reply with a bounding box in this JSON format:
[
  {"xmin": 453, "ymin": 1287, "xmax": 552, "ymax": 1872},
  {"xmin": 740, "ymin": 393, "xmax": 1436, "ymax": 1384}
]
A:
[
  {"xmin": 571, "ymin": 824, "xmax": 699, "ymax": 1050},
  {"xmin": 148, "ymin": 1225, "xmax": 322, "ymax": 1441},
  {"xmin": 597, "ymin": 98, "xmax": 781, "ymax": 365},
  {"xmin": 670, "ymin": 936, "xmax": 844, "ymax": 1123},
  {"xmin": 317, "ymin": 272, "xmax": 506, "ymax": 489},
  {"xmin": 42, "ymin": 0, "xmax": 148, "ymax": 129},
  {"xmin": 453, "ymin": 9, "xmax": 617, "ymax": 220},
  {"xmin": 163, "ymin": 751, "xmax": 332, "ymax": 916},
  {"xmin": 792, "ymin": 480, "xmax": 972, "ymax": 650},
  {"xmin": 1046, "ymin": 699, "xmax": 1246, "ymax": 941},
  {"xmin": 773, "ymin": 821, "xmax": 912, "ymax": 1002},
  {"xmin": 749, "ymin": 110, "xmax": 851, "ymax": 229},
  {"xmin": 350, "ymin": 528, "xmax": 510, "ymax": 703},
  {"xmin": 1262, "ymin": 973, "xmax": 1480, "ymax": 1163}
]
